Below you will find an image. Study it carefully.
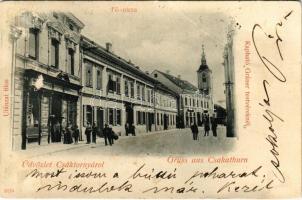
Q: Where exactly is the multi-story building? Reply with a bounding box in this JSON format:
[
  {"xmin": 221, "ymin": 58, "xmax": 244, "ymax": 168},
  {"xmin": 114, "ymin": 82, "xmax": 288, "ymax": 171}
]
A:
[
  {"xmin": 153, "ymin": 83, "xmax": 178, "ymax": 131},
  {"xmin": 10, "ymin": 12, "xmax": 84, "ymax": 149},
  {"xmin": 80, "ymin": 36, "xmax": 177, "ymax": 137},
  {"xmin": 151, "ymin": 70, "xmax": 213, "ymax": 128},
  {"xmin": 151, "ymin": 46, "xmax": 214, "ymax": 128}
]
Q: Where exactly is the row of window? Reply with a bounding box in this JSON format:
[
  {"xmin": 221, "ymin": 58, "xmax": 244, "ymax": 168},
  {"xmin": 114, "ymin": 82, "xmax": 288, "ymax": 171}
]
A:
[
  {"xmin": 84, "ymin": 105, "xmax": 122, "ymax": 126},
  {"xmin": 156, "ymin": 113, "xmax": 176, "ymax": 126},
  {"xmin": 156, "ymin": 95, "xmax": 176, "ymax": 108},
  {"xmin": 136, "ymin": 111, "xmax": 146, "ymax": 125},
  {"xmin": 84, "ymin": 60, "xmax": 159, "ymax": 104},
  {"xmin": 184, "ymin": 97, "xmax": 209, "ymax": 108},
  {"xmin": 29, "ymin": 28, "xmax": 76, "ymax": 75},
  {"xmin": 83, "ymin": 105, "xmax": 176, "ymax": 127}
]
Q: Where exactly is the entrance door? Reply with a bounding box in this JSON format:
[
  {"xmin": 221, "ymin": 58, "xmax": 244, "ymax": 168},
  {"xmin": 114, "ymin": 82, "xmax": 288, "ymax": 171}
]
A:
[
  {"xmin": 197, "ymin": 112, "xmax": 202, "ymax": 126},
  {"xmin": 163, "ymin": 114, "xmax": 168, "ymax": 130},
  {"xmin": 51, "ymin": 95, "xmax": 62, "ymax": 142},
  {"xmin": 147, "ymin": 113, "xmax": 153, "ymax": 132},
  {"xmin": 97, "ymin": 108, "xmax": 104, "ymax": 137},
  {"xmin": 125, "ymin": 104, "xmax": 134, "ymax": 125}
]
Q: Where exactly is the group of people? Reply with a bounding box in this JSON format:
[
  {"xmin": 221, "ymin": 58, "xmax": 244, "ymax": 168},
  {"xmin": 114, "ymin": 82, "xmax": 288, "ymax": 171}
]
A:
[
  {"xmin": 62, "ymin": 122, "xmax": 80, "ymax": 144},
  {"xmin": 83, "ymin": 122, "xmax": 98, "ymax": 144},
  {"xmin": 124, "ymin": 123, "xmax": 136, "ymax": 136},
  {"xmin": 85, "ymin": 122, "xmax": 117, "ymax": 146},
  {"xmin": 49, "ymin": 117, "xmax": 80, "ymax": 144},
  {"xmin": 190, "ymin": 116, "xmax": 218, "ymax": 140}
]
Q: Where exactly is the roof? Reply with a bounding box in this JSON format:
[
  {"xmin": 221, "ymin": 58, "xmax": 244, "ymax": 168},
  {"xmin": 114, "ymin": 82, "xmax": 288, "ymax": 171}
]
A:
[
  {"xmin": 197, "ymin": 64, "xmax": 210, "ymax": 72},
  {"xmin": 153, "ymin": 80, "xmax": 178, "ymax": 97},
  {"xmin": 81, "ymin": 35, "xmax": 157, "ymax": 82},
  {"xmin": 65, "ymin": 12, "xmax": 85, "ymax": 29},
  {"xmin": 155, "ymin": 70, "xmax": 198, "ymax": 92},
  {"xmin": 197, "ymin": 45, "xmax": 211, "ymax": 72}
]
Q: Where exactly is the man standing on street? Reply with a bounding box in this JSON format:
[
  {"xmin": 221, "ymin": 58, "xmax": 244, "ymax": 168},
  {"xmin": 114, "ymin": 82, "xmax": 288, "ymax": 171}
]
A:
[
  {"xmin": 204, "ymin": 115, "xmax": 210, "ymax": 136},
  {"xmin": 190, "ymin": 122, "xmax": 199, "ymax": 140},
  {"xmin": 85, "ymin": 122, "xmax": 92, "ymax": 144},
  {"xmin": 103, "ymin": 124, "xmax": 113, "ymax": 146},
  {"xmin": 92, "ymin": 122, "xmax": 98, "ymax": 143},
  {"xmin": 211, "ymin": 117, "xmax": 218, "ymax": 137}
]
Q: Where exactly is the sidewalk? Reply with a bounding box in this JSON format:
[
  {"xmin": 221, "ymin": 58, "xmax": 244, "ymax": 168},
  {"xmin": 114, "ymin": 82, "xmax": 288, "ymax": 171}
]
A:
[{"xmin": 18, "ymin": 128, "xmax": 187, "ymax": 157}]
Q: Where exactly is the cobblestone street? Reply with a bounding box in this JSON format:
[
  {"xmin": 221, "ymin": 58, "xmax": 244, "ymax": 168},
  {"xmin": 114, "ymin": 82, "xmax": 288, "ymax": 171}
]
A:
[{"xmin": 24, "ymin": 126, "xmax": 235, "ymax": 157}]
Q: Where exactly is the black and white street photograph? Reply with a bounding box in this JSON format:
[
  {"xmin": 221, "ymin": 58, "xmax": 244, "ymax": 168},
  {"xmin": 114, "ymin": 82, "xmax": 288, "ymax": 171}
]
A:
[
  {"xmin": 9, "ymin": 7, "xmax": 236, "ymax": 157},
  {"xmin": 2, "ymin": 2, "xmax": 302, "ymax": 199}
]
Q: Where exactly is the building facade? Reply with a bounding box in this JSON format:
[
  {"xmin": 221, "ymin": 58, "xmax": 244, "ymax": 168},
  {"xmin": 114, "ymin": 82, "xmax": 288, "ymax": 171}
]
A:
[
  {"xmin": 80, "ymin": 36, "xmax": 177, "ymax": 137},
  {"xmin": 153, "ymin": 83, "xmax": 178, "ymax": 131},
  {"xmin": 151, "ymin": 69, "xmax": 213, "ymax": 128},
  {"xmin": 10, "ymin": 12, "xmax": 84, "ymax": 149}
]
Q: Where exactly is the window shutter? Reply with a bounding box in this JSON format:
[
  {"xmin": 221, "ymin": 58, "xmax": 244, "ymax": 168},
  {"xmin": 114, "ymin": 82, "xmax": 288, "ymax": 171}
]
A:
[
  {"xmin": 114, "ymin": 109, "xmax": 117, "ymax": 126},
  {"xmin": 83, "ymin": 105, "xmax": 86, "ymax": 126}
]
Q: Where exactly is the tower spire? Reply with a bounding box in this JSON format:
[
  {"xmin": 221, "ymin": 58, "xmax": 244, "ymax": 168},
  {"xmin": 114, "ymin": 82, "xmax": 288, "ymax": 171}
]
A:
[{"xmin": 201, "ymin": 44, "xmax": 207, "ymax": 65}]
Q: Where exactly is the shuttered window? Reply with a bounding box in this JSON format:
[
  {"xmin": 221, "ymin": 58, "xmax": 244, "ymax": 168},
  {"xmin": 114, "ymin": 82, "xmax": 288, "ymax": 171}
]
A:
[
  {"xmin": 51, "ymin": 39, "xmax": 59, "ymax": 68},
  {"xmin": 67, "ymin": 49, "xmax": 75, "ymax": 75},
  {"xmin": 29, "ymin": 28, "xmax": 38, "ymax": 59},
  {"xmin": 85, "ymin": 61, "xmax": 93, "ymax": 87},
  {"xmin": 96, "ymin": 69, "xmax": 102, "ymax": 90}
]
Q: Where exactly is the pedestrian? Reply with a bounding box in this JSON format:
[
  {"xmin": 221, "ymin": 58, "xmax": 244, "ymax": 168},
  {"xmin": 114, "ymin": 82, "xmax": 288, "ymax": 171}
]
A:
[
  {"xmin": 110, "ymin": 126, "xmax": 115, "ymax": 145},
  {"xmin": 131, "ymin": 124, "xmax": 136, "ymax": 136},
  {"xmin": 73, "ymin": 124, "xmax": 79, "ymax": 144},
  {"xmin": 92, "ymin": 122, "xmax": 97, "ymax": 143},
  {"xmin": 63, "ymin": 128, "xmax": 67, "ymax": 144},
  {"xmin": 204, "ymin": 115, "xmax": 210, "ymax": 136},
  {"xmin": 85, "ymin": 122, "xmax": 92, "ymax": 144},
  {"xmin": 211, "ymin": 117, "xmax": 218, "ymax": 137},
  {"xmin": 125, "ymin": 123, "xmax": 129, "ymax": 136},
  {"xmin": 190, "ymin": 122, "xmax": 199, "ymax": 140},
  {"xmin": 103, "ymin": 124, "xmax": 112, "ymax": 146},
  {"xmin": 53, "ymin": 120, "xmax": 61, "ymax": 142},
  {"xmin": 65, "ymin": 122, "xmax": 73, "ymax": 144}
]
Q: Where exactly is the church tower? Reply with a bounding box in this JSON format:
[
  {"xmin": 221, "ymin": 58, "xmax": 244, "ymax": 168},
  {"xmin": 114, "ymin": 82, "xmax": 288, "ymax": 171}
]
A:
[{"xmin": 197, "ymin": 45, "xmax": 212, "ymax": 95}]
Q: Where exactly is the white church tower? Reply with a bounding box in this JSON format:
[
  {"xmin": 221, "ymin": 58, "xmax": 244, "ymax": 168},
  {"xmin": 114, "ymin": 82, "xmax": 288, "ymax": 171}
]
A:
[{"xmin": 197, "ymin": 45, "xmax": 212, "ymax": 95}]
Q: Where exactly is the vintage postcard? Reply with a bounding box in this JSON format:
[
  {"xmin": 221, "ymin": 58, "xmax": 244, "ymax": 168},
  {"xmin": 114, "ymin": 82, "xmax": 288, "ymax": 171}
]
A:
[{"xmin": 0, "ymin": 1, "xmax": 301, "ymax": 198}]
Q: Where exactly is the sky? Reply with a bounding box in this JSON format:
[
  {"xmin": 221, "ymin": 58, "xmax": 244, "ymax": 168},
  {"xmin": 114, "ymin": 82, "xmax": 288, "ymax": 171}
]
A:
[{"xmin": 75, "ymin": 5, "xmax": 231, "ymax": 106}]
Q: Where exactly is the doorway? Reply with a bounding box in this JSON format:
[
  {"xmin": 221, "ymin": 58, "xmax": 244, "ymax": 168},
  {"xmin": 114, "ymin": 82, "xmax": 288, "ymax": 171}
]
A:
[
  {"xmin": 163, "ymin": 114, "xmax": 168, "ymax": 130},
  {"xmin": 96, "ymin": 108, "xmax": 104, "ymax": 137},
  {"xmin": 147, "ymin": 112, "xmax": 153, "ymax": 132},
  {"xmin": 50, "ymin": 95, "xmax": 62, "ymax": 142},
  {"xmin": 125, "ymin": 103, "xmax": 134, "ymax": 126}
]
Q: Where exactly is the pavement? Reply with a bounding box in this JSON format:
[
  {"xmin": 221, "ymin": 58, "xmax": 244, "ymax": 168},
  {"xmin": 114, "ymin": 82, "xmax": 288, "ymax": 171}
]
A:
[
  {"xmin": 19, "ymin": 128, "xmax": 185, "ymax": 157},
  {"xmin": 19, "ymin": 126, "xmax": 235, "ymax": 157}
]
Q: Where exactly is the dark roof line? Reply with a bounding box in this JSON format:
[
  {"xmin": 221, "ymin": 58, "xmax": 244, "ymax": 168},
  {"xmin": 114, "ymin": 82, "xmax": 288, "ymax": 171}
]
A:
[
  {"xmin": 81, "ymin": 35, "xmax": 155, "ymax": 83},
  {"xmin": 155, "ymin": 70, "xmax": 198, "ymax": 92}
]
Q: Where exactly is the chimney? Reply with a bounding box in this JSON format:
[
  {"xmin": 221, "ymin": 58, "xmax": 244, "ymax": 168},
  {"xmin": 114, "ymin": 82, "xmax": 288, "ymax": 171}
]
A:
[
  {"xmin": 106, "ymin": 42, "xmax": 112, "ymax": 52},
  {"xmin": 177, "ymin": 75, "xmax": 181, "ymax": 79},
  {"xmin": 135, "ymin": 66, "xmax": 140, "ymax": 69},
  {"xmin": 145, "ymin": 71, "xmax": 149, "ymax": 75}
]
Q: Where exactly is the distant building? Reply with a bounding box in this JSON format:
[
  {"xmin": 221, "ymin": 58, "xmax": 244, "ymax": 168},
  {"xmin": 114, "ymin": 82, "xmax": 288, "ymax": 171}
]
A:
[
  {"xmin": 10, "ymin": 12, "xmax": 84, "ymax": 149},
  {"xmin": 223, "ymin": 26, "xmax": 236, "ymax": 137},
  {"xmin": 152, "ymin": 69, "xmax": 213, "ymax": 128},
  {"xmin": 153, "ymin": 82, "xmax": 178, "ymax": 131},
  {"xmin": 197, "ymin": 45, "xmax": 212, "ymax": 96}
]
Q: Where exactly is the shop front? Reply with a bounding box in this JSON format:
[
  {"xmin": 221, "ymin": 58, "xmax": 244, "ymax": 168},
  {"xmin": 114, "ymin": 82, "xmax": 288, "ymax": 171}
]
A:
[{"xmin": 21, "ymin": 70, "xmax": 81, "ymax": 149}]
